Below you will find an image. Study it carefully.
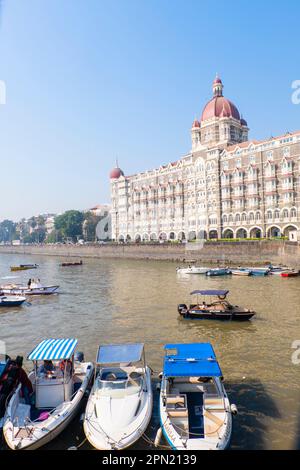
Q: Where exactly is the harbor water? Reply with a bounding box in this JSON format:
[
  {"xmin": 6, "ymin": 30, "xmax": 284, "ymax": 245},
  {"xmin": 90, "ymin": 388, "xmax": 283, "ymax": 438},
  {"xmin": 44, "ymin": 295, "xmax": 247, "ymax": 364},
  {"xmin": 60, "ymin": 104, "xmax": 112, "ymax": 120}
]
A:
[{"xmin": 0, "ymin": 253, "xmax": 300, "ymax": 450}]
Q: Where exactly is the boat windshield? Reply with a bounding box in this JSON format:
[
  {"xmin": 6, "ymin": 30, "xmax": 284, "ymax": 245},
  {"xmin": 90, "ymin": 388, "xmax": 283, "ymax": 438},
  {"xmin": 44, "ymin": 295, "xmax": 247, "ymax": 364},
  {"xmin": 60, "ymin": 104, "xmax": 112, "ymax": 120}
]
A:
[{"xmin": 95, "ymin": 369, "xmax": 143, "ymax": 398}]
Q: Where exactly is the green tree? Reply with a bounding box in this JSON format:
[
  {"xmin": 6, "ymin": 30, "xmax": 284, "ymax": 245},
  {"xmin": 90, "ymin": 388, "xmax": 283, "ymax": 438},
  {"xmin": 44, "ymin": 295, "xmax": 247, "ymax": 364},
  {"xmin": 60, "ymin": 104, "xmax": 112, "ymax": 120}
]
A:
[
  {"xmin": 45, "ymin": 229, "xmax": 63, "ymax": 243},
  {"xmin": 0, "ymin": 220, "xmax": 16, "ymax": 243},
  {"xmin": 54, "ymin": 210, "xmax": 84, "ymax": 242}
]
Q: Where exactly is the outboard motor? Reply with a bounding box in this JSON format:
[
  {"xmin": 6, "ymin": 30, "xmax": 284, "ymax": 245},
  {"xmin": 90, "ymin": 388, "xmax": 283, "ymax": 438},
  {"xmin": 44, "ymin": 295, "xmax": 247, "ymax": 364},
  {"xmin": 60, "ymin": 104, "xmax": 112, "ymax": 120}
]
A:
[
  {"xmin": 177, "ymin": 304, "xmax": 188, "ymax": 315},
  {"xmin": 74, "ymin": 351, "xmax": 84, "ymax": 363}
]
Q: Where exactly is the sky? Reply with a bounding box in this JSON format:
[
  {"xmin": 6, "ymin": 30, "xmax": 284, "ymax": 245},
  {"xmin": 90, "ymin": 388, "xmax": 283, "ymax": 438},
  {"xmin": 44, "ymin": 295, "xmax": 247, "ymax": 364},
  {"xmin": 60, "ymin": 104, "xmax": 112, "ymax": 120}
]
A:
[{"xmin": 0, "ymin": 0, "xmax": 300, "ymax": 221}]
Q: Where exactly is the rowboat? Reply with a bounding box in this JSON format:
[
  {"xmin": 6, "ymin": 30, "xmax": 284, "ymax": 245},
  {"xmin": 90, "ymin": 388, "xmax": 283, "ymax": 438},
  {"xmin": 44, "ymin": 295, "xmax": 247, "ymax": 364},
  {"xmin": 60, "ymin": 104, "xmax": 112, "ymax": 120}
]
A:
[
  {"xmin": 84, "ymin": 343, "xmax": 153, "ymax": 450},
  {"xmin": 177, "ymin": 266, "xmax": 209, "ymax": 275},
  {"xmin": 61, "ymin": 261, "xmax": 83, "ymax": 267},
  {"xmin": 245, "ymin": 267, "xmax": 269, "ymax": 276},
  {"xmin": 231, "ymin": 269, "xmax": 251, "ymax": 276},
  {"xmin": 159, "ymin": 343, "xmax": 236, "ymax": 450},
  {"xmin": 3, "ymin": 338, "xmax": 94, "ymax": 450},
  {"xmin": 178, "ymin": 290, "xmax": 255, "ymax": 321},
  {"xmin": 206, "ymin": 268, "xmax": 231, "ymax": 277},
  {"xmin": 10, "ymin": 264, "xmax": 38, "ymax": 272},
  {"xmin": 0, "ymin": 284, "xmax": 59, "ymax": 296},
  {"xmin": 0, "ymin": 295, "xmax": 27, "ymax": 307}
]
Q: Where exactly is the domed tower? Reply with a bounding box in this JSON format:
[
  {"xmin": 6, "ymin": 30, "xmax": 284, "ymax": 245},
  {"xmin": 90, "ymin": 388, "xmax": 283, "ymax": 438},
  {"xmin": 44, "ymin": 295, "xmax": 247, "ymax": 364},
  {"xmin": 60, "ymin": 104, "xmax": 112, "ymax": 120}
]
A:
[{"xmin": 191, "ymin": 76, "xmax": 249, "ymax": 151}]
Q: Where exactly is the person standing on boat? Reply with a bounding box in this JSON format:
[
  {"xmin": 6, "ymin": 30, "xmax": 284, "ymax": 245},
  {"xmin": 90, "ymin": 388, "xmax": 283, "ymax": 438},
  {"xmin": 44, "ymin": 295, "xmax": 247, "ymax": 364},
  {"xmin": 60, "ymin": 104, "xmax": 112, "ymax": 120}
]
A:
[{"xmin": 27, "ymin": 278, "xmax": 32, "ymax": 288}]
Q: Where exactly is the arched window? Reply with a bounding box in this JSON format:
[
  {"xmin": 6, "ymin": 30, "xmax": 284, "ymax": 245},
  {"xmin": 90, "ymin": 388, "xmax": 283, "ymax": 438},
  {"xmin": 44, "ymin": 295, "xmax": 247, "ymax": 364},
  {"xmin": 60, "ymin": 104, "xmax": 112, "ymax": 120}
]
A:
[
  {"xmin": 274, "ymin": 210, "xmax": 280, "ymax": 220},
  {"xmin": 291, "ymin": 208, "xmax": 297, "ymax": 218},
  {"xmin": 235, "ymin": 214, "xmax": 241, "ymax": 222},
  {"xmin": 283, "ymin": 209, "xmax": 289, "ymax": 219},
  {"xmin": 267, "ymin": 211, "xmax": 272, "ymax": 220}
]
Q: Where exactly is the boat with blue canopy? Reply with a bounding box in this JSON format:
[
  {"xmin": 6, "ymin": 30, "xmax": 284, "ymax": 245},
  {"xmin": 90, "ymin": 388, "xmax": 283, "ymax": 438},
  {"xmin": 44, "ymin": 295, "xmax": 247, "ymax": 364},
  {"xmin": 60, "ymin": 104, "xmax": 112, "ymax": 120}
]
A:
[
  {"xmin": 159, "ymin": 343, "xmax": 236, "ymax": 450},
  {"xmin": 3, "ymin": 338, "xmax": 93, "ymax": 450},
  {"xmin": 84, "ymin": 343, "xmax": 153, "ymax": 450},
  {"xmin": 178, "ymin": 290, "xmax": 255, "ymax": 321}
]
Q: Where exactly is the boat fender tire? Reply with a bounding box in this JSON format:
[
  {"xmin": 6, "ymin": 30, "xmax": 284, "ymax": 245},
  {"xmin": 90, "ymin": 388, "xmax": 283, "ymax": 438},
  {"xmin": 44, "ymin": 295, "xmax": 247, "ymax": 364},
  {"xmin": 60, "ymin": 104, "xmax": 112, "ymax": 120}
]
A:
[{"xmin": 230, "ymin": 404, "xmax": 238, "ymax": 415}]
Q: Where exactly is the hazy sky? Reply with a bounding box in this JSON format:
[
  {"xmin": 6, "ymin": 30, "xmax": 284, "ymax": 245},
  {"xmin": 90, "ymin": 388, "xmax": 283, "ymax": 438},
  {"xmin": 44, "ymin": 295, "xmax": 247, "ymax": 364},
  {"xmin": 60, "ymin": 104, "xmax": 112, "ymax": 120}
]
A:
[{"xmin": 1, "ymin": 0, "xmax": 300, "ymax": 221}]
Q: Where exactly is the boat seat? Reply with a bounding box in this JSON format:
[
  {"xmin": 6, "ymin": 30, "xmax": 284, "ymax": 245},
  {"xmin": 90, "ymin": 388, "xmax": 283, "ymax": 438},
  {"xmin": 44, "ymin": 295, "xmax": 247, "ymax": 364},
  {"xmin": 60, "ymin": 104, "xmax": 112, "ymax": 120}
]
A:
[
  {"xmin": 203, "ymin": 409, "xmax": 224, "ymax": 427},
  {"xmin": 166, "ymin": 395, "xmax": 185, "ymax": 405},
  {"xmin": 168, "ymin": 409, "xmax": 188, "ymax": 418},
  {"xmin": 204, "ymin": 397, "xmax": 224, "ymax": 410}
]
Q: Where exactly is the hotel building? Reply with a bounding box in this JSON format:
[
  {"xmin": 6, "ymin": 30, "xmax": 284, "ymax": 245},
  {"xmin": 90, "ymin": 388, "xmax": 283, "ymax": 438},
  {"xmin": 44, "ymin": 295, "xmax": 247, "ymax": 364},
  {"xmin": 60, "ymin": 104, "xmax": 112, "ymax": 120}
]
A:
[{"xmin": 110, "ymin": 77, "xmax": 300, "ymax": 242}]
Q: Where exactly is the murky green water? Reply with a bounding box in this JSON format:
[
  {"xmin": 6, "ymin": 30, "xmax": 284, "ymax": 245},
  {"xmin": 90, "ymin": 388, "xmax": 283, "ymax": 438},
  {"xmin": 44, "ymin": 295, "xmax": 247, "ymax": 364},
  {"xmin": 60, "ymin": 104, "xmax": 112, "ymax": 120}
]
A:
[{"xmin": 0, "ymin": 253, "xmax": 300, "ymax": 450}]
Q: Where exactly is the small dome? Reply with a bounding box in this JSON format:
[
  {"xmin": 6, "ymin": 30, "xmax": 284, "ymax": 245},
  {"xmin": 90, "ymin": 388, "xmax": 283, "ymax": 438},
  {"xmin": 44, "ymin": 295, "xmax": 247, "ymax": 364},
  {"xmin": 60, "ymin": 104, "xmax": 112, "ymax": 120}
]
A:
[
  {"xmin": 110, "ymin": 167, "xmax": 124, "ymax": 179},
  {"xmin": 213, "ymin": 77, "xmax": 222, "ymax": 85},
  {"xmin": 192, "ymin": 119, "xmax": 200, "ymax": 128},
  {"xmin": 240, "ymin": 118, "xmax": 248, "ymax": 127}
]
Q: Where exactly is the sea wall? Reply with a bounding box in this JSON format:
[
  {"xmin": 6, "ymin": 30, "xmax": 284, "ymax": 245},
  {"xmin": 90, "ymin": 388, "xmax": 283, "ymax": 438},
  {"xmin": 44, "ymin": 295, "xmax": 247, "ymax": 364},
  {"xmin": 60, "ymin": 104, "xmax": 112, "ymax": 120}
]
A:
[{"xmin": 1, "ymin": 240, "xmax": 300, "ymax": 267}]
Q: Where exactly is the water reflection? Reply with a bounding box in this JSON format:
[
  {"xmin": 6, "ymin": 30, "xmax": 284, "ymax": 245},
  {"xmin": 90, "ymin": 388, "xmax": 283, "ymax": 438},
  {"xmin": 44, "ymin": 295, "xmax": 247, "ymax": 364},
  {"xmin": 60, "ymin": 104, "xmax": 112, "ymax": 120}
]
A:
[{"xmin": 0, "ymin": 253, "xmax": 300, "ymax": 449}]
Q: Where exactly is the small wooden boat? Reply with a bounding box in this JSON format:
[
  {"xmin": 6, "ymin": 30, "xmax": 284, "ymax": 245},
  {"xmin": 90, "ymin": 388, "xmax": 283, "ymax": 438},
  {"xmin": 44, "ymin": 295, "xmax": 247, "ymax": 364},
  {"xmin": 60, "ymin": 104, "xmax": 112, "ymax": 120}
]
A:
[
  {"xmin": 206, "ymin": 268, "xmax": 231, "ymax": 277},
  {"xmin": 281, "ymin": 271, "xmax": 299, "ymax": 278},
  {"xmin": 61, "ymin": 260, "xmax": 83, "ymax": 267},
  {"xmin": 231, "ymin": 269, "xmax": 251, "ymax": 276},
  {"xmin": 159, "ymin": 343, "xmax": 236, "ymax": 450},
  {"xmin": 84, "ymin": 343, "xmax": 153, "ymax": 450},
  {"xmin": 3, "ymin": 338, "xmax": 94, "ymax": 450},
  {"xmin": 0, "ymin": 295, "xmax": 26, "ymax": 307},
  {"xmin": 178, "ymin": 290, "xmax": 255, "ymax": 321},
  {"xmin": 10, "ymin": 264, "xmax": 38, "ymax": 272},
  {"xmin": 177, "ymin": 266, "xmax": 209, "ymax": 275}
]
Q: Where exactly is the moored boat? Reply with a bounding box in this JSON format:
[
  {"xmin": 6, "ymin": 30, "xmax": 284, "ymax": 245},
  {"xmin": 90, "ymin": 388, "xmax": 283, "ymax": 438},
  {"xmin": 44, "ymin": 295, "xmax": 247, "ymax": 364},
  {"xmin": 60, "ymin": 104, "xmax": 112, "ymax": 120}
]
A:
[
  {"xmin": 0, "ymin": 283, "xmax": 59, "ymax": 296},
  {"xmin": 84, "ymin": 343, "xmax": 153, "ymax": 450},
  {"xmin": 245, "ymin": 267, "xmax": 270, "ymax": 276},
  {"xmin": 61, "ymin": 260, "xmax": 83, "ymax": 267},
  {"xmin": 10, "ymin": 264, "xmax": 38, "ymax": 272},
  {"xmin": 3, "ymin": 338, "xmax": 93, "ymax": 450},
  {"xmin": 0, "ymin": 295, "xmax": 27, "ymax": 307},
  {"xmin": 159, "ymin": 343, "xmax": 236, "ymax": 450},
  {"xmin": 280, "ymin": 270, "xmax": 299, "ymax": 278},
  {"xmin": 177, "ymin": 266, "xmax": 209, "ymax": 275},
  {"xmin": 231, "ymin": 268, "xmax": 251, "ymax": 276},
  {"xmin": 178, "ymin": 290, "xmax": 255, "ymax": 321},
  {"xmin": 206, "ymin": 268, "xmax": 231, "ymax": 277}
]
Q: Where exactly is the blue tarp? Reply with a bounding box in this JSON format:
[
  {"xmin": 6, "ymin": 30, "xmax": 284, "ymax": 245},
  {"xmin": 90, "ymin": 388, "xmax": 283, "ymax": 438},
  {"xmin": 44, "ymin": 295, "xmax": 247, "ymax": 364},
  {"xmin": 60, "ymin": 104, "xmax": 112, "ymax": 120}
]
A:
[
  {"xmin": 28, "ymin": 338, "xmax": 78, "ymax": 361},
  {"xmin": 190, "ymin": 290, "xmax": 229, "ymax": 296},
  {"xmin": 97, "ymin": 343, "xmax": 144, "ymax": 364},
  {"xmin": 163, "ymin": 343, "xmax": 222, "ymax": 377}
]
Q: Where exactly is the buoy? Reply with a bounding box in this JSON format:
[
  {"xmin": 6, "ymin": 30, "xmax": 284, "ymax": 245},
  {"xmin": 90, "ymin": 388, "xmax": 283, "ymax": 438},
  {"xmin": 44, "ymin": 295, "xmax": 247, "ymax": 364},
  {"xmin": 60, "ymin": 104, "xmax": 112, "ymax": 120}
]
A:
[
  {"xmin": 67, "ymin": 446, "xmax": 78, "ymax": 450},
  {"xmin": 158, "ymin": 372, "xmax": 163, "ymax": 379},
  {"xmin": 154, "ymin": 427, "xmax": 163, "ymax": 447},
  {"xmin": 230, "ymin": 404, "xmax": 238, "ymax": 415}
]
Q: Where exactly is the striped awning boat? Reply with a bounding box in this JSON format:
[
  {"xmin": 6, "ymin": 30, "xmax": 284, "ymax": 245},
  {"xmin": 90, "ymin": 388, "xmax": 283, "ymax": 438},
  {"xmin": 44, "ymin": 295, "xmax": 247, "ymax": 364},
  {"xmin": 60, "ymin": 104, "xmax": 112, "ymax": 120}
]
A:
[{"xmin": 28, "ymin": 338, "xmax": 78, "ymax": 361}]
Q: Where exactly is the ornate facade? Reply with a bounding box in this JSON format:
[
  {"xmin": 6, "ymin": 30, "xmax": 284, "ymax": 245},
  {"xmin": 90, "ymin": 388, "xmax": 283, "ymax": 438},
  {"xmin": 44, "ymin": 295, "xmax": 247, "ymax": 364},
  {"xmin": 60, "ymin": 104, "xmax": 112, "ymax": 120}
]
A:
[{"xmin": 110, "ymin": 77, "xmax": 300, "ymax": 242}]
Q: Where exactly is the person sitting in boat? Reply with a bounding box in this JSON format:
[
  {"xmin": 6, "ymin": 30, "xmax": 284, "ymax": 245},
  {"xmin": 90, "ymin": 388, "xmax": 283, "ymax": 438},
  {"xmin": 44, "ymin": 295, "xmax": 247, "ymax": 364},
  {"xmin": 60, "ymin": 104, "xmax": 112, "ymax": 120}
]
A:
[
  {"xmin": 0, "ymin": 356, "xmax": 33, "ymax": 417},
  {"xmin": 38, "ymin": 360, "xmax": 55, "ymax": 376},
  {"xmin": 58, "ymin": 359, "xmax": 73, "ymax": 377}
]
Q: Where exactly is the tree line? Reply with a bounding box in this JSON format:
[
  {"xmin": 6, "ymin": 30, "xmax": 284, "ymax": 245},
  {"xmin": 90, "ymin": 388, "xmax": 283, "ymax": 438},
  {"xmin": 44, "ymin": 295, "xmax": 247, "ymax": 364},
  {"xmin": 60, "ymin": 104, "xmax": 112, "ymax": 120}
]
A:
[{"xmin": 0, "ymin": 210, "xmax": 108, "ymax": 244}]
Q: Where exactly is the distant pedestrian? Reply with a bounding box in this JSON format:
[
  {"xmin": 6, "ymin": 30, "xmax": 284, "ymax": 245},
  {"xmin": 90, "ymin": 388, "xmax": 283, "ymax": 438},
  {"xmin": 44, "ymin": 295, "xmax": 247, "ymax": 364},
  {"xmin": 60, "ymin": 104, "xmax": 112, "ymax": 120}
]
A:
[{"xmin": 27, "ymin": 278, "xmax": 31, "ymax": 288}]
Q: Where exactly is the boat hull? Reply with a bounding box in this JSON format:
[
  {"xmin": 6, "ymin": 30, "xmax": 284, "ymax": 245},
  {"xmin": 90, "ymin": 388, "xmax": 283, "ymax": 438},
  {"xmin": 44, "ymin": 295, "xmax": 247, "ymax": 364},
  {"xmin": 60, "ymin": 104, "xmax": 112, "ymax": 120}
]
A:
[
  {"xmin": 3, "ymin": 362, "xmax": 93, "ymax": 450},
  {"xmin": 0, "ymin": 286, "xmax": 59, "ymax": 296},
  {"xmin": 181, "ymin": 310, "xmax": 255, "ymax": 321},
  {"xmin": 84, "ymin": 366, "xmax": 153, "ymax": 450},
  {"xmin": 0, "ymin": 296, "xmax": 26, "ymax": 307}
]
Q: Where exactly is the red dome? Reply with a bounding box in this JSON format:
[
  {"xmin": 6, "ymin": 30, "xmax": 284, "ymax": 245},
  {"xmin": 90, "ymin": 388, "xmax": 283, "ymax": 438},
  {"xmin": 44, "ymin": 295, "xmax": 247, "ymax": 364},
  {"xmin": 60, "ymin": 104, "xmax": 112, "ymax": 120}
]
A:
[
  {"xmin": 192, "ymin": 119, "xmax": 200, "ymax": 128},
  {"xmin": 110, "ymin": 167, "xmax": 124, "ymax": 179},
  {"xmin": 213, "ymin": 77, "xmax": 222, "ymax": 84},
  {"xmin": 201, "ymin": 96, "xmax": 240, "ymax": 122}
]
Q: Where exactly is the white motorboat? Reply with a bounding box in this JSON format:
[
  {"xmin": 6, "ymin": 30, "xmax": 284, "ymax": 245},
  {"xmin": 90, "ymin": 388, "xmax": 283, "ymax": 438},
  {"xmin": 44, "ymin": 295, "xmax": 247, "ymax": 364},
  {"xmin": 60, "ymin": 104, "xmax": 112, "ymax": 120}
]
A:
[
  {"xmin": 159, "ymin": 343, "xmax": 235, "ymax": 450},
  {"xmin": 0, "ymin": 283, "xmax": 59, "ymax": 296},
  {"xmin": 3, "ymin": 338, "xmax": 93, "ymax": 450},
  {"xmin": 84, "ymin": 343, "xmax": 153, "ymax": 450},
  {"xmin": 0, "ymin": 295, "xmax": 26, "ymax": 307},
  {"xmin": 177, "ymin": 266, "xmax": 209, "ymax": 275}
]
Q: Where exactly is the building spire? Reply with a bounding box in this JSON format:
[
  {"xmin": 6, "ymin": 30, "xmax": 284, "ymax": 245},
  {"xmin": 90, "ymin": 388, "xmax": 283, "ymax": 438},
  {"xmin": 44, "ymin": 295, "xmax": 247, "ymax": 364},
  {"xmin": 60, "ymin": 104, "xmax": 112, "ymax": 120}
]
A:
[{"xmin": 213, "ymin": 74, "xmax": 223, "ymax": 97}]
